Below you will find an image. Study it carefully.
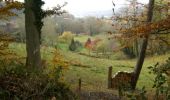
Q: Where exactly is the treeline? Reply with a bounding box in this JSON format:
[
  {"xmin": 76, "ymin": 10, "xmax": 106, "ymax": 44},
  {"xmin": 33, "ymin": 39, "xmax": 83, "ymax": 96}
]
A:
[
  {"xmin": 54, "ymin": 13, "xmax": 114, "ymax": 36},
  {"xmin": 11, "ymin": 13, "xmax": 114, "ymax": 43}
]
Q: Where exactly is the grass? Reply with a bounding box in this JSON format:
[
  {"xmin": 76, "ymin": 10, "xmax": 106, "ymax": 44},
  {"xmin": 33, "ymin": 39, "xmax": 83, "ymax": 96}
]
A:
[
  {"xmin": 8, "ymin": 42, "xmax": 170, "ymax": 92},
  {"xmin": 74, "ymin": 34, "xmax": 93, "ymax": 43},
  {"xmin": 62, "ymin": 51, "xmax": 150, "ymax": 90}
]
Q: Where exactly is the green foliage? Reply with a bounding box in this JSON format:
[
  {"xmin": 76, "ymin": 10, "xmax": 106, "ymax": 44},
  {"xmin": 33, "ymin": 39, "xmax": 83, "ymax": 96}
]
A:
[
  {"xmin": 0, "ymin": 38, "xmax": 76, "ymax": 99},
  {"xmin": 148, "ymin": 57, "xmax": 170, "ymax": 99},
  {"xmin": 69, "ymin": 38, "xmax": 76, "ymax": 51},
  {"xmin": 0, "ymin": 62, "xmax": 76, "ymax": 99},
  {"xmin": 125, "ymin": 87, "xmax": 147, "ymax": 100},
  {"xmin": 32, "ymin": 0, "xmax": 65, "ymax": 43},
  {"xmin": 0, "ymin": 60, "xmax": 76, "ymax": 100},
  {"xmin": 32, "ymin": 0, "xmax": 45, "ymax": 42},
  {"xmin": 69, "ymin": 38, "xmax": 82, "ymax": 51},
  {"xmin": 122, "ymin": 47, "xmax": 136, "ymax": 58},
  {"xmin": 116, "ymin": 82, "xmax": 147, "ymax": 100}
]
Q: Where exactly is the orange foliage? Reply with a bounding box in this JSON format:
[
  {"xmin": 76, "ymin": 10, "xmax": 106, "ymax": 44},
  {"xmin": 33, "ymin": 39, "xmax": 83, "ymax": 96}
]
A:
[
  {"xmin": 0, "ymin": 34, "xmax": 22, "ymax": 65},
  {"xmin": 84, "ymin": 38, "xmax": 102, "ymax": 51},
  {"xmin": 110, "ymin": 0, "xmax": 170, "ymax": 51},
  {"xmin": 52, "ymin": 49, "xmax": 69, "ymax": 69},
  {"xmin": 121, "ymin": 15, "xmax": 170, "ymax": 38},
  {"xmin": 0, "ymin": 1, "xmax": 23, "ymax": 19},
  {"xmin": 110, "ymin": 15, "xmax": 170, "ymax": 51}
]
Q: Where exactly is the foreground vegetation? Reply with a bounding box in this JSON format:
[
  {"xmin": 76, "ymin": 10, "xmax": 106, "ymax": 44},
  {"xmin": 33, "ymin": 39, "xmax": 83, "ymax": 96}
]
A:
[{"xmin": 0, "ymin": 37, "xmax": 76, "ymax": 99}]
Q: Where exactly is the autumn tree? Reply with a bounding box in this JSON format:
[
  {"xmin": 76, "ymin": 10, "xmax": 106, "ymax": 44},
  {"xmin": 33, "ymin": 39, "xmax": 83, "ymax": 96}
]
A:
[
  {"xmin": 112, "ymin": 0, "xmax": 148, "ymax": 57},
  {"xmin": 0, "ymin": 0, "xmax": 23, "ymax": 65},
  {"xmin": 0, "ymin": 0, "xmax": 23, "ymax": 35},
  {"xmin": 0, "ymin": 0, "xmax": 23, "ymax": 21},
  {"xmin": 132, "ymin": 0, "xmax": 155, "ymax": 89},
  {"xmin": 111, "ymin": 0, "xmax": 169, "ymax": 89},
  {"xmin": 119, "ymin": 0, "xmax": 169, "ymax": 89}
]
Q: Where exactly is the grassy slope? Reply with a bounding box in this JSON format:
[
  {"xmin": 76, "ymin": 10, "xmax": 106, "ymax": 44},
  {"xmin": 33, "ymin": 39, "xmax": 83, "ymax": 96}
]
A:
[
  {"xmin": 62, "ymin": 50, "xmax": 170, "ymax": 91},
  {"xmin": 9, "ymin": 42, "xmax": 170, "ymax": 92}
]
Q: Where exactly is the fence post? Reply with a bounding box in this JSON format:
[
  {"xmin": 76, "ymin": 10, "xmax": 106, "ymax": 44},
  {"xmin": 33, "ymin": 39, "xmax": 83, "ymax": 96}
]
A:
[
  {"xmin": 108, "ymin": 66, "xmax": 112, "ymax": 88},
  {"xmin": 78, "ymin": 78, "xmax": 81, "ymax": 92}
]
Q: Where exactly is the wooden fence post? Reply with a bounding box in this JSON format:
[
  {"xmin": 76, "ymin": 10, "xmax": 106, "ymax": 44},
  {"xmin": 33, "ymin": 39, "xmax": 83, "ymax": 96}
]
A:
[
  {"xmin": 78, "ymin": 78, "xmax": 81, "ymax": 92},
  {"xmin": 108, "ymin": 66, "xmax": 112, "ymax": 88}
]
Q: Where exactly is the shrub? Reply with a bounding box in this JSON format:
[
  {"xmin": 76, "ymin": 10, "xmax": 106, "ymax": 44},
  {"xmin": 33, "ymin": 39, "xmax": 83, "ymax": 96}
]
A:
[
  {"xmin": 58, "ymin": 31, "xmax": 74, "ymax": 44},
  {"xmin": 95, "ymin": 39, "xmax": 113, "ymax": 58},
  {"xmin": 69, "ymin": 38, "xmax": 82, "ymax": 51},
  {"xmin": 74, "ymin": 40, "xmax": 82, "ymax": 48},
  {"xmin": 0, "ymin": 63, "xmax": 76, "ymax": 100},
  {"xmin": 69, "ymin": 38, "xmax": 76, "ymax": 51},
  {"xmin": 0, "ymin": 42, "xmax": 76, "ymax": 99},
  {"xmin": 148, "ymin": 57, "xmax": 170, "ymax": 99}
]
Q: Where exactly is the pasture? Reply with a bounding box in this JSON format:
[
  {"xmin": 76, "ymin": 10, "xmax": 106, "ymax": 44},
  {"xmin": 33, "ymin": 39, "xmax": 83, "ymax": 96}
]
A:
[{"xmin": 9, "ymin": 36, "xmax": 170, "ymax": 92}]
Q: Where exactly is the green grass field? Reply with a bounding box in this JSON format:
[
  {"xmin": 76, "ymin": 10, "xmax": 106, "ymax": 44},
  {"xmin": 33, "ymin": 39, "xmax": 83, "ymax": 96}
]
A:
[
  {"xmin": 9, "ymin": 41, "xmax": 170, "ymax": 92},
  {"xmin": 74, "ymin": 34, "xmax": 93, "ymax": 43}
]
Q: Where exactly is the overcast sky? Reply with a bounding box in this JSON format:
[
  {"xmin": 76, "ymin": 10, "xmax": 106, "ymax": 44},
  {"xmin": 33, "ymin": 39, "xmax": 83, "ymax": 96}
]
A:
[{"xmin": 17, "ymin": 0, "xmax": 149, "ymax": 17}]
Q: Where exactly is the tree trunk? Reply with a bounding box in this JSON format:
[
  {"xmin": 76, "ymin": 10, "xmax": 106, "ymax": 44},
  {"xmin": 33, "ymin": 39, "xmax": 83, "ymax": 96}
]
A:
[
  {"xmin": 25, "ymin": 0, "xmax": 41, "ymax": 68},
  {"xmin": 131, "ymin": 0, "xmax": 155, "ymax": 89}
]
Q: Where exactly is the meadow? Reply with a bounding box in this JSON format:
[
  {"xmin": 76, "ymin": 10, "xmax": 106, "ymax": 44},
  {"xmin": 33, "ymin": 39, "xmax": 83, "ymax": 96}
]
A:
[{"xmin": 9, "ymin": 34, "xmax": 170, "ymax": 93}]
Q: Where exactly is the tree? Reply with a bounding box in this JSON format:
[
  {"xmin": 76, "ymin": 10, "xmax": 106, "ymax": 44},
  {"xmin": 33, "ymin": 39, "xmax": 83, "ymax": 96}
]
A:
[
  {"xmin": 131, "ymin": 0, "xmax": 155, "ymax": 89},
  {"xmin": 25, "ymin": 0, "xmax": 65, "ymax": 68},
  {"xmin": 69, "ymin": 38, "xmax": 76, "ymax": 51},
  {"xmin": 114, "ymin": 0, "xmax": 148, "ymax": 57},
  {"xmin": 25, "ymin": 0, "xmax": 43, "ymax": 68},
  {"xmin": 54, "ymin": 14, "xmax": 85, "ymax": 35},
  {"xmin": 84, "ymin": 17, "xmax": 103, "ymax": 36},
  {"xmin": 111, "ymin": 0, "xmax": 169, "ymax": 89}
]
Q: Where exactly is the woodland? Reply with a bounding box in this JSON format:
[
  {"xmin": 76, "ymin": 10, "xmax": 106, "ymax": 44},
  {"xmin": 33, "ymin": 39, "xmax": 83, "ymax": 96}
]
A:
[{"xmin": 0, "ymin": 0, "xmax": 170, "ymax": 99}]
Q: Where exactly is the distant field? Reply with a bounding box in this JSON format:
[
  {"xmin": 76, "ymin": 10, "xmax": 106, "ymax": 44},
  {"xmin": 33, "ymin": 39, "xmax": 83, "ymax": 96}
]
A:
[
  {"xmin": 74, "ymin": 33, "xmax": 109, "ymax": 43},
  {"xmin": 9, "ymin": 42, "xmax": 170, "ymax": 92},
  {"xmin": 74, "ymin": 34, "xmax": 93, "ymax": 43}
]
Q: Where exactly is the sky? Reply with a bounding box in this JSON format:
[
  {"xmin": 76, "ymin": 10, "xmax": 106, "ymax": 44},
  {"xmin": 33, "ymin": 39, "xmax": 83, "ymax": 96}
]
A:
[{"xmin": 17, "ymin": 0, "xmax": 149, "ymax": 17}]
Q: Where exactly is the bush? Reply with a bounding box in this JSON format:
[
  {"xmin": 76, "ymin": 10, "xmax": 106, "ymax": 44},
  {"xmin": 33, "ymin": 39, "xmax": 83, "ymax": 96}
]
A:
[
  {"xmin": 95, "ymin": 39, "xmax": 113, "ymax": 58},
  {"xmin": 69, "ymin": 38, "xmax": 82, "ymax": 51},
  {"xmin": 58, "ymin": 31, "xmax": 74, "ymax": 44},
  {"xmin": 0, "ymin": 46, "xmax": 76, "ymax": 99},
  {"xmin": 0, "ymin": 61, "xmax": 76, "ymax": 100},
  {"xmin": 148, "ymin": 57, "xmax": 170, "ymax": 99},
  {"xmin": 69, "ymin": 38, "xmax": 76, "ymax": 51}
]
